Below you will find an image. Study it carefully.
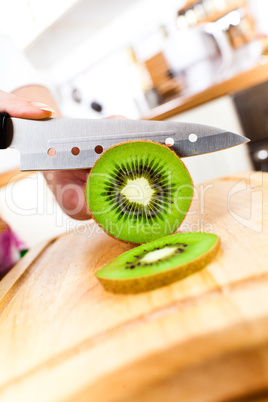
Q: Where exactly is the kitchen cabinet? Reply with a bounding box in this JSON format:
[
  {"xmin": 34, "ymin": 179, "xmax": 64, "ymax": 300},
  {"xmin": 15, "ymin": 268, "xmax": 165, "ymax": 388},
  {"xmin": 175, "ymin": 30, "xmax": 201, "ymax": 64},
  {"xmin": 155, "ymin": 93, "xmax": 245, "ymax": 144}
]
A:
[{"xmin": 233, "ymin": 81, "xmax": 268, "ymax": 171}]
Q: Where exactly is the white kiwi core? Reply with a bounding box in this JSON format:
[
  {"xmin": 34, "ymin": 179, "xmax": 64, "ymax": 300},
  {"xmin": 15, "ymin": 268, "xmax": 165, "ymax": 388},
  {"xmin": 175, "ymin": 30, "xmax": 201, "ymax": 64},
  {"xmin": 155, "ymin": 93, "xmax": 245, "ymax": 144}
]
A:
[
  {"xmin": 141, "ymin": 246, "xmax": 178, "ymax": 263},
  {"xmin": 121, "ymin": 177, "xmax": 154, "ymax": 206}
]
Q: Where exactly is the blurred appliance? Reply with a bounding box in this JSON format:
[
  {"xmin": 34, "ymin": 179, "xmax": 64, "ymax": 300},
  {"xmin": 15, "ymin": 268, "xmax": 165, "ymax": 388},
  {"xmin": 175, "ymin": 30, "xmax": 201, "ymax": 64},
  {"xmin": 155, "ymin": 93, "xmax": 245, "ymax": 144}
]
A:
[
  {"xmin": 164, "ymin": 8, "xmax": 262, "ymax": 95},
  {"xmin": 233, "ymin": 81, "xmax": 268, "ymax": 171},
  {"xmin": 163, "ymin": 23, "xmax": 234, "ymax": 94}
]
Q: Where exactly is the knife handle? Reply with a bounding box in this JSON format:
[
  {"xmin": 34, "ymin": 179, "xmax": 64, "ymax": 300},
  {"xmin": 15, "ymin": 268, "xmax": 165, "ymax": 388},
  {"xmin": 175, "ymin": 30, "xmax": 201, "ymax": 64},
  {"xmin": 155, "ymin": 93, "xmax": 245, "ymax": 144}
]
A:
[{"xmin": 0, "ymin": 113, "xmax": 11, "ymax": 149}]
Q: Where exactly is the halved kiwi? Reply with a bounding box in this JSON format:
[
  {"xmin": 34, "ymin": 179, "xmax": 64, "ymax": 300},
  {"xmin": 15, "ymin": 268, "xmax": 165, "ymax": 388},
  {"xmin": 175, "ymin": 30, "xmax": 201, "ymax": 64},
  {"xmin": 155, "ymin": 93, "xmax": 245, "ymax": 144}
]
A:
[
  {"xmin": 96, "ymin": 232, "xmax": 220, "ymax": 294},
  {"xmin": 86, "ymin": 141, "xmax": 193, "ymax": 243}
]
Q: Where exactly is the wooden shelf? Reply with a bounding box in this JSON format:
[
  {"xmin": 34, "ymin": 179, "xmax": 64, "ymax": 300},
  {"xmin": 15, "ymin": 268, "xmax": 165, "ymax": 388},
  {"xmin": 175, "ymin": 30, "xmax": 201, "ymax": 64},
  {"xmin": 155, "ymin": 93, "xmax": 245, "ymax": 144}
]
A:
[
  {"xmin": 179, "ymin": 0, "xmax": 247, "ymax": 16},
  {"xmin": 201, "ymin": 1, "xmax": 247, "ymax": 23},
  {"xmin": 179, "ymin": 0, "xmax": 199, "ymax": 12},
  {"xmin": 141, "ymin": 63, "xmax": 268, "ymax": 121}
]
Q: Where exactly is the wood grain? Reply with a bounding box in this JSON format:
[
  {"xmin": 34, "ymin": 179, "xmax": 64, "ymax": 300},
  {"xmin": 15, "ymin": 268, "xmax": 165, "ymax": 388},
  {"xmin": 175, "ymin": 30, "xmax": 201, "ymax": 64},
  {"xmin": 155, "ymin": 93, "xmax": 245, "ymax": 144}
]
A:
[
  {"xmin": 141, "ymin": 64, "xmax": 268, "ymax": 121},
  {"xmin": 0, "ymin": 172, "xmax": 267, "ymax": 402}
]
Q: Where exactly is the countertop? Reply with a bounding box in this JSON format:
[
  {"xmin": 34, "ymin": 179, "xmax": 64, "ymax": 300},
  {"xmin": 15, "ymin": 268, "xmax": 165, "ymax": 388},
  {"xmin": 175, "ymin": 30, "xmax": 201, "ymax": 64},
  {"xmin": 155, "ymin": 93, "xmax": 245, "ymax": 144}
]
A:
[
  {"xmin": 0, "ymin": 171, "xmax": 267, "ymax": 402},
  {"xmin": 141, "ymin": 63, "xmax": 268, "ymax": 121}
]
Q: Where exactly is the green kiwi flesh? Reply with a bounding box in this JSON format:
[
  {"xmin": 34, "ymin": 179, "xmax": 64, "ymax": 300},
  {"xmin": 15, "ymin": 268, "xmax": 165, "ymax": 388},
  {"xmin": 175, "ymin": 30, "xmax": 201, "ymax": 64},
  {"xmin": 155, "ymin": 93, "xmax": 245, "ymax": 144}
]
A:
[
  {"xmin": 96, "ymin": 232, "xmax": 220, "ymax": 294},
  {"xmin": 86, "ymin": 141, "xmax": 193, "ymax": 243}
]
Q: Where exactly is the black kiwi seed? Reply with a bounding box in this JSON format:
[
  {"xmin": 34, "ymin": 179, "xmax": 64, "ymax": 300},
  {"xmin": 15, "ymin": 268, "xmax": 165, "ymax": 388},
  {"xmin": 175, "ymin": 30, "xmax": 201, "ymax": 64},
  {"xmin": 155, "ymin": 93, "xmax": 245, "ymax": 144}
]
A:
[{"xmin": 101, "ymin": 158, "xmax": 173, "ymax": 224}]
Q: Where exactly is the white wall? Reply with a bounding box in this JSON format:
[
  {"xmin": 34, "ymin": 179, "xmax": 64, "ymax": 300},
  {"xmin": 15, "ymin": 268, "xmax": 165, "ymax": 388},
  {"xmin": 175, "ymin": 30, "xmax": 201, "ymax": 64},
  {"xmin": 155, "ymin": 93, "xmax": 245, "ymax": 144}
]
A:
[
  {"xmin": 24, "ymin": 0, "xmax": 187, "ymax": 119},
  {"xmin": 26, "ymin": 0, "xmax": 185, "ymax": 81}
]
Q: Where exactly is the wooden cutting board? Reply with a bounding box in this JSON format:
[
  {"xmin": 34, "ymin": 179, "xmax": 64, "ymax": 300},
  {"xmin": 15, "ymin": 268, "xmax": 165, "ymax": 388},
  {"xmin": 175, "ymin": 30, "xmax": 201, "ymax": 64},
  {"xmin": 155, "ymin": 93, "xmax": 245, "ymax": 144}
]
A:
[{"xmin": 0, "ymin": 171, "xmax": 268, "ymax": 402}]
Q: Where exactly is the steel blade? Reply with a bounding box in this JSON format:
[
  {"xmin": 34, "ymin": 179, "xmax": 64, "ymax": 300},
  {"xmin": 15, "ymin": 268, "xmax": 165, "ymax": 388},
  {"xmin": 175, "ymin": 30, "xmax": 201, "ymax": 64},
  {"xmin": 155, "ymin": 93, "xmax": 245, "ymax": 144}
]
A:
[{"xmin": 7, "ymin": 117, "xmax": 249, "ymax": 171}]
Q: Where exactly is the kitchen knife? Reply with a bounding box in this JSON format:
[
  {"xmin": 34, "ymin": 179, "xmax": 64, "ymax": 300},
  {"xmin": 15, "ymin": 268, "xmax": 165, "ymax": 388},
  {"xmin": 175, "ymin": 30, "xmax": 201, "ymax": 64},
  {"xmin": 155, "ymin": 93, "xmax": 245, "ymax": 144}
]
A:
[{"xmin": 0, "ymin": 113, "xmax": 249, "ymax": 171}]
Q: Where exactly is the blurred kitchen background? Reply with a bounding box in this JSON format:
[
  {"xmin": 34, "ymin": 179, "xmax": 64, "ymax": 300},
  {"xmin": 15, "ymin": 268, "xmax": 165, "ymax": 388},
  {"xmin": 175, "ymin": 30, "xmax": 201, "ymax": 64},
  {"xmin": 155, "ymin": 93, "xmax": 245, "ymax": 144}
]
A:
[{"xmin": 1, "ymin": 0, "xmax": 268, "ymax": 246}]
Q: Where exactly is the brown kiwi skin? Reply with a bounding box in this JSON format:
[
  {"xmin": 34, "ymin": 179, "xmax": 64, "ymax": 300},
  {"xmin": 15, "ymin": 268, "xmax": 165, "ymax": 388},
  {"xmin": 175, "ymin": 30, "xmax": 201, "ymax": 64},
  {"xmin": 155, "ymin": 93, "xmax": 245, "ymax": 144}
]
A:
[
  {"xmin": 97, "ymin": 236, "xmax": 220, "ymax": 294},
  {"xmin": 85, "ymin": 140, "xmax": 194, "ymax": 245}
]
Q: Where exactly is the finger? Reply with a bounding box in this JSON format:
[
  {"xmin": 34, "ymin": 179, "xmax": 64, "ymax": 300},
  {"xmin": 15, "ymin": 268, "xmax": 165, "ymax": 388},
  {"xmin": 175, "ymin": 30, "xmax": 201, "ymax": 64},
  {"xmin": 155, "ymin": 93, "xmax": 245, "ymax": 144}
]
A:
[{"xmin": 0, "ymin": 89, "xmax": 55, "ymax": 119}]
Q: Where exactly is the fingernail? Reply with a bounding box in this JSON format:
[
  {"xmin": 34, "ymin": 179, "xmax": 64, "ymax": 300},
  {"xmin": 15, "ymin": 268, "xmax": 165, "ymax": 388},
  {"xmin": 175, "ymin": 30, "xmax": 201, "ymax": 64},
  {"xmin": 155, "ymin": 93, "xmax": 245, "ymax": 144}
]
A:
[{"xmin": 31, "ymin": 102, "xmax": 55, "ymax": 114}]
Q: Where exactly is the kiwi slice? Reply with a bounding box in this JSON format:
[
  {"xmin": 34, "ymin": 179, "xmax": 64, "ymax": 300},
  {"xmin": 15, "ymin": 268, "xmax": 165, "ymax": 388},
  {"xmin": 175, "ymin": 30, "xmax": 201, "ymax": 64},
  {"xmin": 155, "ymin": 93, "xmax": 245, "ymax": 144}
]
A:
[
  {"xmin": 96, "ymin": 232, "xmax": 220, "ymax": 294},
  {"xmin": 86, "ymin": 141, "xmax": 193, "ymax": 243}
]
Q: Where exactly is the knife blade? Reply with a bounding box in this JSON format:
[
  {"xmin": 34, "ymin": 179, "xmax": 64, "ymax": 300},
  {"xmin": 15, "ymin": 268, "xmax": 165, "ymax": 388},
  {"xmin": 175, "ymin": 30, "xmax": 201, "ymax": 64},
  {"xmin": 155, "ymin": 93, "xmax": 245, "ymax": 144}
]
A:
[{"xmin": 0, "ymin": 114, "xmax": 249, "ymax": 171}]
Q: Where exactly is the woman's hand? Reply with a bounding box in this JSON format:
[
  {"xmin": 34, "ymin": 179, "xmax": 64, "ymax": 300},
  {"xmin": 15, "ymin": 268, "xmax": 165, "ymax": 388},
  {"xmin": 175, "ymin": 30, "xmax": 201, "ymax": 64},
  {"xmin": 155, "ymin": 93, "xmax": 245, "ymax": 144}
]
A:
[
  {"xmin": 1, "ymin": 88, "xmax": 126, "ymax": 221},
  {"xmin": 0, "ymin": 88, "xmax": 54, "ymax": 119},
  {"xmin": 0, "ymin": 88, "xmax": 91, "ymax": 220}
]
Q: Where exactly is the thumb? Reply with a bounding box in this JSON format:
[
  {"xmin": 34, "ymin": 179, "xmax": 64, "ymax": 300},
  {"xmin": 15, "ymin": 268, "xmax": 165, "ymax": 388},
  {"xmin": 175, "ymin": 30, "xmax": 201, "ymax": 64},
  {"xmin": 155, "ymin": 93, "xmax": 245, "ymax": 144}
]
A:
[{"xmin": 0, "ymin": 89, "xmax": 55, "ymax": 119}]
